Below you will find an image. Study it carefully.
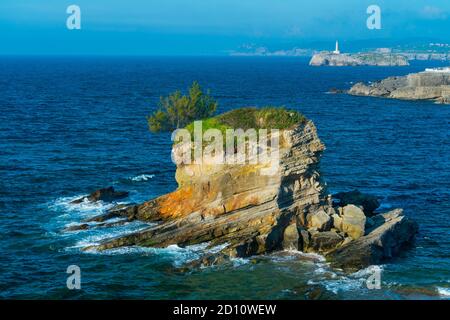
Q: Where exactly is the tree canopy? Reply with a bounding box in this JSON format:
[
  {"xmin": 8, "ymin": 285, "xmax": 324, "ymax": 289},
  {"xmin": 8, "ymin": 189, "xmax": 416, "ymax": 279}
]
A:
[{"xmin": 147, "ymin": 82, "xmax": 218, "ymax": 132}]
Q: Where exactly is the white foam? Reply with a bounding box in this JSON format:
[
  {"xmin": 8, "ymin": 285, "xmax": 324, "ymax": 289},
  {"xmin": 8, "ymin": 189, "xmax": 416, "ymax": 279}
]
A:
[
  {"xmin": 231, "ymin": 257, "xmax": 249, "ymax": 267},
  {"xmin": 287, "ymin": 250, "xmax": 326, "ymax": 262},
  {"xmin": 68, "ymin": 222, "xmax": 152, "ymax": 249},
  {"xmin": 351, "ymin": 265, "xmax": 384, "ymax": 278},
  {"xmin": 49, "ymin": 195, "xmax": 118, "ymax": 220},
  {"xmin": 307, "ymin": 263, "xmax": 385, "ymax": 295},
  {"xmin": 322, "ymin": 278, "xmax": 366, "ymax": 294},
  {"xmin": 206, "ymin": 243, "xmax": 229, "ymax": 254},
  {"xmin": 437, "ymin": 287, "xmax": 450, "ymax": 298},
  {"xmin": 82, "ymin": 241, "xmax": 232, "ymax": 268},
  {"xmin": 130, "ymin": 174, "xmax": 155, "ymax": 182}
]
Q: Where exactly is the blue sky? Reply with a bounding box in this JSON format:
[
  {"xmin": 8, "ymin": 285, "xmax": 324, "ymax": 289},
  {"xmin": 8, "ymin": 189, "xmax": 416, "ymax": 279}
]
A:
[{"xmin": 0, "ymin": 0, "xmax": 449, "ymax": 55}]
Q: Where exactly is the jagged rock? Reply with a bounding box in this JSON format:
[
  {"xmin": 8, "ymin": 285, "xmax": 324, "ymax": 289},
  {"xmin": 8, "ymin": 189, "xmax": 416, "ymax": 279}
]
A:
[
  {"xmin": 71, "ymin": 186, "xmax": 129, "ymax": 204},
  {"xmin": 333, "ymin": 190, "xmax": 380, "ymax": 216},
  {"xmin": 298, "ymin": 228, "xmax": 310, "ymax": 251},
  {"xmin": 307, "ymin": 231, "xmax": 344, "ymax": 253},
  {"xmin": 327, "ymin": 209, "xmax": 418, "ymax": 271},
  {"xmin": 341, "ymin": 205, "xmax": 366, "ymax": 240},
  {"xmin": 339, "ymin": 236, "xmax": 353, "ymax": 247},
  {"xmin": 84, "ymin": 205, "xmax": 137, "ymax": 222},
  {"xmin": 328, "ymin": 88, "xmax": 345, "ymax": 94},
  {"xmin": 65, "ymin": 223, "xmax": 89, "ymax": 231},
  {"xmin": 307, "ymin": 210, "xmax": 331, "ymax": 231},
  {"xmin": 348, "ymin": 70, "xmax": 450, "ymax": 104},
  {"xmin": 282, "ymin": 223, "xmax": 300, "ymax": 250},
  {"xmin": 331, "ymin": 213, "xmax": 343, "ymax": 230}
]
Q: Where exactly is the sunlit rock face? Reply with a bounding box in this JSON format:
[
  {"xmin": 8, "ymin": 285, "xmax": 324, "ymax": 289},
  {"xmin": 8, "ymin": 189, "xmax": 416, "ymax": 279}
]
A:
[
  {"xmin": 72, "ymin": 109, "xmax": 418, "ymax": 271},
  {"xmin": 85, "ymin": 120, "xmax": 329, "ymax": 257},
  {"xmin": 348, "ymin": 71, "xmax": 450, "ymax": 104}
]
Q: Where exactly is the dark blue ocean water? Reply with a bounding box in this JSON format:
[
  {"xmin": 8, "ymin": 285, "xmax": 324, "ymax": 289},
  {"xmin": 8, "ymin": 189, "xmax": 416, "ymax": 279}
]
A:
[{"xmin": 0, "ymin": 57, "xmax": 449, "ymax": 299}]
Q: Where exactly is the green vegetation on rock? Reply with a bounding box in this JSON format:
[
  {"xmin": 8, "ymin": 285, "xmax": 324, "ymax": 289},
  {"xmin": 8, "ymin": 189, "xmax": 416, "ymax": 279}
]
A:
[
  {"xmin": 147, "ymin": 81, "xmax": 218, "ymax": 132},
  {"xmin": 177, "ymin": 107, "xmax": 307, "ymax": 151},
  {"xmin": 185, "ymin": 106, "xmax": 306, "ymax": 135}
]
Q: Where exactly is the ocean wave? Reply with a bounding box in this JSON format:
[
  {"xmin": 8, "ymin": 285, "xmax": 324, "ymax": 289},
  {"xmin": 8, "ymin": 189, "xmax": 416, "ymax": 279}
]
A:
[
  {"xmin": 46, "ymin": 196, "xmax": 126, "ymax": 236},
  {"xmin": 82, "ymin": 241, "xmax": 231, "ymax": 267},
  {"xmin": 287, "ymin": 250, "xmax": 326, "ymax": 262},
  {"xmin": 437, "ymin": 287, "xmax": 450, "ymax": 298},
  {"xmin": 231, "ymin": 257, "xmax": 250, "ymax": 267},
  {"xmin": 308, "ymin": 264, "xmax": 385, "ymax": 295},
  {"xmin": 67, "ymin": 221, "xmax": 152, "ymax": 249},
  {"xmin": 351, "ymin": 265, "xmax": 384, "ymax": 278},
  {"xmin": 49, "ymin": 195, "xmax": 118, "ymax": 218},
  {"xmin": 129, "ymin": 174, "xmax": 155, "ymax": 182}
]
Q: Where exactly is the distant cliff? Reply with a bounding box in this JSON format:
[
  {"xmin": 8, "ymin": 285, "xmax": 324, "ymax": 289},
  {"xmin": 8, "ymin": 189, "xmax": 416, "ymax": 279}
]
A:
[
  {"xmin": 348, "ymin": 70, "xmax": 450, "ymax": 104},
  {"xmin": 309, "ymin": 52, "xmax": 409, "ymax": 67}
]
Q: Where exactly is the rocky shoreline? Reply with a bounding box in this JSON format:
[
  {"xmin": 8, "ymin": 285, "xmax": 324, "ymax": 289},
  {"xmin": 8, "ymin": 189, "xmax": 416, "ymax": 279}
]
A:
[
  {"xmin": 310, "ymin": 52, "xmax": 409, "ymax": 67},
  {"xmin": 65, "ymin": 109, "xmax": 418, "ymax": 271},
  {"xmin": 348, "ymin": 69, "xmax": 450, "ymax": 104}
]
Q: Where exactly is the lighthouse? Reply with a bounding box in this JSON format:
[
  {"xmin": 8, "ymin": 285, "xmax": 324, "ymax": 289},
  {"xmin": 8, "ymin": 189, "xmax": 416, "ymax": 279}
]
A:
[{"xmin": 333, "ymin": 40, "xmax": 340, "ymax": 54}]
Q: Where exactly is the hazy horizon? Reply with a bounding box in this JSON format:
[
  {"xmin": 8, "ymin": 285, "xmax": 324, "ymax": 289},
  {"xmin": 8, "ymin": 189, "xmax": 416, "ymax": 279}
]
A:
[{"xmin": 1, "ymin": 0, "xmax": 449, "ymax": 55}]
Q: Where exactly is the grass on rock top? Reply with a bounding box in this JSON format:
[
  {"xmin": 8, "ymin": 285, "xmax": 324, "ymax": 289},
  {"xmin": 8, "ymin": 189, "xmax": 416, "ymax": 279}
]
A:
[{"xmin": 184, "ymin": 107, "xmax": 306, "ymax": 137}]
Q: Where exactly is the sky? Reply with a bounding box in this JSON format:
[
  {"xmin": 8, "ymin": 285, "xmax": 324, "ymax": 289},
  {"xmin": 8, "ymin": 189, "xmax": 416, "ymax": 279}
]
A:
[{"xmin": 0, "ymin": 0, "xmax": 449, "ymax": 55}]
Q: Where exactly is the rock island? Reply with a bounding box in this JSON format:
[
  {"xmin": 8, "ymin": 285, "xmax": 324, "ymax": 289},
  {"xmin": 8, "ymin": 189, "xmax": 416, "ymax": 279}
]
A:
[{"xmin": 68, "ymin": 107, "xmax": 418, "ymax": 271}]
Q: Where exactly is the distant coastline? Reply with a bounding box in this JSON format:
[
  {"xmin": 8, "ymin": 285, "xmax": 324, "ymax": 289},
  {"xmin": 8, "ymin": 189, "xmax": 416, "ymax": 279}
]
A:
[
  {"xmin": 309, "ymin": 52, "xmax": 409, "ymax": 67},
  {"xmin": 229, "ymin": 42, "xmax": 450, "ymax": 62},
  {"xmin": 348, "ymin": 68, "xmax": 450, "ymax": 104}
]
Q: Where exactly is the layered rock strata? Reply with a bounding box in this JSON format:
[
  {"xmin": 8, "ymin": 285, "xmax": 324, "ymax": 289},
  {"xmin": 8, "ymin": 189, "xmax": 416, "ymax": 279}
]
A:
[
  {"xmin": 348, "ymin": 70, "xmax": 450, "ymax": 104},
  {"xmin": 67, "ymin": 109, "xmax": 418, "ymax": 270}
]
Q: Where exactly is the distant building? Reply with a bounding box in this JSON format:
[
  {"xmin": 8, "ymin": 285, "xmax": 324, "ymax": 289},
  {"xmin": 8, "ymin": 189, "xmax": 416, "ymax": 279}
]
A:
[{"xmin": 333, "ymin": 40, "xmax": 340, "ymax": 54}]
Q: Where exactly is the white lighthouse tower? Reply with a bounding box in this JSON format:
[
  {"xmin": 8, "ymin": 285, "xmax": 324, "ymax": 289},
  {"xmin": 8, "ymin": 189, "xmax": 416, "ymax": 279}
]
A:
[{"xmin": 333, "ymin": 40, "xmax": 341, "ymax": 54}]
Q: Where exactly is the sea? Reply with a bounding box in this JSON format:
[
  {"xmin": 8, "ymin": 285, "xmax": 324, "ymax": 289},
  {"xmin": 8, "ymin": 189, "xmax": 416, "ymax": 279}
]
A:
[{"xmin": 0, "ymin": 56, "xmax": 449, "ymax": 299}]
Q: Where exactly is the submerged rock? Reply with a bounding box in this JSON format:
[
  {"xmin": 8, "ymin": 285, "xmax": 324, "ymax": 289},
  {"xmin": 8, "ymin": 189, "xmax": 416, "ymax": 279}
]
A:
[
  {"xmin": 65, "ymin": 223, "xmax": 89, "ymax": 231},
  {"xmin": 71, "ymin": 186, "xmax": 129, "ymax": 204}
]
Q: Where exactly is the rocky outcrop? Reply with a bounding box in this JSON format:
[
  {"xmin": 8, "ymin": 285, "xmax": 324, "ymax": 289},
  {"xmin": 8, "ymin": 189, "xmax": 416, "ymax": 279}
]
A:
[
  {"xmin": 348, "ymin": 70, "xmax": 450, "ymax": 104},
  {"xmin": 83, "ymin": 118, "xmax": 329, "ymax": 256},
  {"xmin": 328, "ymin": 209, "xmax": 418, "ymax": 271},
  {"xmin": 310, "ymin": 52, "xmax": 409, "ymax": 67},
  {"xmin": 67, "ymin": 108, "xmax": 418, "ymax": 271},
  {"xmin": 71, "ymin": 186, "xmax": 129, "ymax": 204},
  {"xmin": 339, "ymin": 205, "xmax": 366, "ymax": 240},
  {"xmin": 334, "ymin": 190, "xmax": 380, "ymax": 216}
]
